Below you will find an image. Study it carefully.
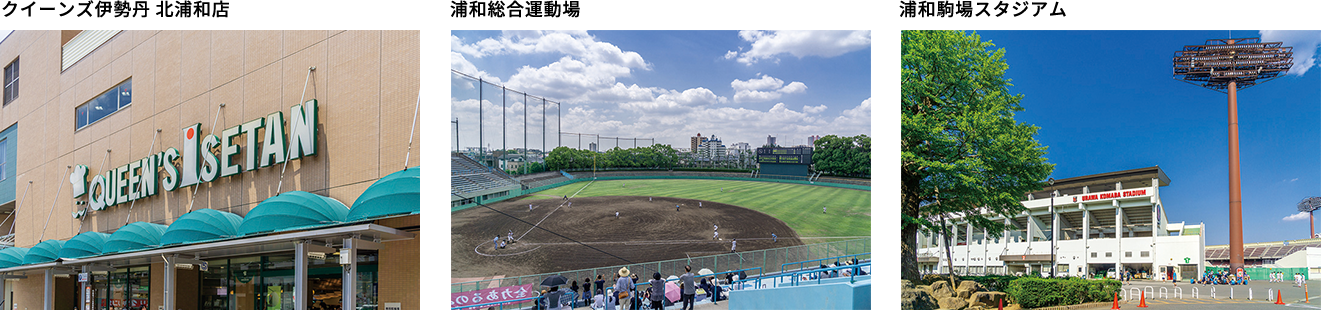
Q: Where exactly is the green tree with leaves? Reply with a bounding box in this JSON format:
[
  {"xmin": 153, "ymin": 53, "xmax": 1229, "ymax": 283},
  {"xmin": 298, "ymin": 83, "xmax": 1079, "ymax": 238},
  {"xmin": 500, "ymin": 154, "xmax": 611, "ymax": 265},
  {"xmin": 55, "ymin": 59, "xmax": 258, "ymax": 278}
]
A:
[
  {"xmin": 812, "ymin": 134, "xmax": 871, "ymax": 177},
  {"xmin": 901, "ymin": 30, "xmax": 1054, "ymax": 283}
]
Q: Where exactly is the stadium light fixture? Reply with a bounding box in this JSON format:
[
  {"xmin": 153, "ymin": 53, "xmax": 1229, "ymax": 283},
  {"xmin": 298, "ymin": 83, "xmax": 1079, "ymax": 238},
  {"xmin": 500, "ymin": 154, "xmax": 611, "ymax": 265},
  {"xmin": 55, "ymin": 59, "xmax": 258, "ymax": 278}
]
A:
[{"xmin": 1174, "ymin": 37, "xmax": 1293, "ymax": 271}]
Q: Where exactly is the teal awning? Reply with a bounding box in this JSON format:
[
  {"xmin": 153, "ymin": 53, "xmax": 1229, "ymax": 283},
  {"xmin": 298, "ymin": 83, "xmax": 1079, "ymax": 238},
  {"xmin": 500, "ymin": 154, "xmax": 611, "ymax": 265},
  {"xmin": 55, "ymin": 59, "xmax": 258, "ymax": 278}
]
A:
[
  {"xmin": 103, "ymin": 222, "xmax": 168, "ymax": 253},
  {"xmin": 0, "ymin": 247, "xmax": 27, "ymax": 268},
  {"xmin": 23, "ymin": 240, "xmax": 66, "ymax": 264},
  {"xmin": 348, "ymin": 166, "xmax": 420, "ymax": 222},
  {"xmin": 161, "ymin": 209, "xmax": 243, "ymax": 245},
  {"xmin": 239, "ymin": 191, "xmax": 349, "ymax": 236},
  {"xmin": 59, "ymin": 231, "xmax": 111, "ymax": 259}
]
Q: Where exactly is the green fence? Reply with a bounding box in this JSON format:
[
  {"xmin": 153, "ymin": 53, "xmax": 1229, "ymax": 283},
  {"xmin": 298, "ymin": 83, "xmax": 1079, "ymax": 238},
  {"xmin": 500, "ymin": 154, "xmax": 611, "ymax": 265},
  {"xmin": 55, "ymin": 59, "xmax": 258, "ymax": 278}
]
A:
[
  {"xmin": 451, "ymin": 171, "xmax": 870, "ymax": 212},
  {"xmin": 1204, "ymin": 266, "xmax": 1310, "ymax": 281},
  {"xmin": 451, "ymin": 237, "xmax": 870, "ymax": 294}
]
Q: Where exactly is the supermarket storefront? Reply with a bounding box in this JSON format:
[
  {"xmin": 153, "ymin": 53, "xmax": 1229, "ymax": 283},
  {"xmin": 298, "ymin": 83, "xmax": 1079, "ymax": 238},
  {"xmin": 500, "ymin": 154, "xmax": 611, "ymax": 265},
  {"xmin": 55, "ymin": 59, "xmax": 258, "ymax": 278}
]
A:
[
  {"xmin": 0, "ymin": 30, "xmax": 422, "ymax": 310},
  {"xmin": 0, "ymin": 167, "xmax": 418, "ymax": 310}
]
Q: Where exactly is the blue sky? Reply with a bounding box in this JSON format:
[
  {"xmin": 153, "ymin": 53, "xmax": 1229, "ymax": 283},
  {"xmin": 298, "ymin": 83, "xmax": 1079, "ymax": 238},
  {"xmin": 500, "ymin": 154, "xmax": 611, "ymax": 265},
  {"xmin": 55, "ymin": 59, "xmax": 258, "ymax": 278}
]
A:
[
  {"xmin": 450, "ymin": 30, "xmax": 871, "ymax": 151},
  {"xmin": 972, "ymin": 30, "xmax": 1321, "ymax": 245}
]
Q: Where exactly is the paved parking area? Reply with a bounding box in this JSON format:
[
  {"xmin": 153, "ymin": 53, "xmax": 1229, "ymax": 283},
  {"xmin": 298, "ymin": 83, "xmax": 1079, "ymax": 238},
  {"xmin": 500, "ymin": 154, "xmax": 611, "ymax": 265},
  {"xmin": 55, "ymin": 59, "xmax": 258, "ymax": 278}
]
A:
[{"xmin": 1115, "ymin": 279, "xmax": 1321, "ymax": 309}]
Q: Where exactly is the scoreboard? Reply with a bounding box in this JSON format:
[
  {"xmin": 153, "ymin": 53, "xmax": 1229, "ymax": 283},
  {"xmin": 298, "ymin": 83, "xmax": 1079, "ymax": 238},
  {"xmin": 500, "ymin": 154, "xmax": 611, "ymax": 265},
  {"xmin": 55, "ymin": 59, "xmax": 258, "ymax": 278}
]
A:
[{"xmin": 756, "ymin": 147, "xmax": 813, "ymax": 165}]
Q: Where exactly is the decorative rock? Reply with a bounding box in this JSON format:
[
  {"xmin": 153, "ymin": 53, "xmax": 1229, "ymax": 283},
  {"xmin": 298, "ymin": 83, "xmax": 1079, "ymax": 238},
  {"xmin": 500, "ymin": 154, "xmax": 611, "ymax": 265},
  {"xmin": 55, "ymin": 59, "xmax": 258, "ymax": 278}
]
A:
[
  {"xmin": 957, "ymin": 280, "xmax": 982, "ymax": 292},
  {"xmin": 900, "ymin": 288, "xmax": 939, "ymax": 310},
  {"xmin": 968, "ymin": 291, "xmax": 1007, "ymax": 308},
  {"xmin": 937, "ymin": 296, "xmax": 970, "ymax": 310},
  {"xmin": 930, "ymin": 281, "xmax": 954, "ymax": 298}
]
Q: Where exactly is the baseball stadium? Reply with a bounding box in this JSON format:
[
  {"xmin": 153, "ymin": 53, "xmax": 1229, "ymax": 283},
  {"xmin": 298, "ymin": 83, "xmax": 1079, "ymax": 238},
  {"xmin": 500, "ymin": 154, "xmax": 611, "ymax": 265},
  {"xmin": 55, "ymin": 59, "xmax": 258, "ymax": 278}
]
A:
[
  {"xmin": 450, "ymin": 164, "xmax": 872, "ymax": 309},
  {"xmin": 449, "ymin": 68, "xmax": 871, "ymax": 310}
]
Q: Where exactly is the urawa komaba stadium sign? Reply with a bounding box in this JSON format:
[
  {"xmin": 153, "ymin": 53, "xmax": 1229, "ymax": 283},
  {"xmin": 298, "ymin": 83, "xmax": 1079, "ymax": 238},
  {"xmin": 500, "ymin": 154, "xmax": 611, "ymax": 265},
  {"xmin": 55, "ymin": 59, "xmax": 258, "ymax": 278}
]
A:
[{"xmin": 66, "ymin": 99, "xmax": 320, "ymax": 218}]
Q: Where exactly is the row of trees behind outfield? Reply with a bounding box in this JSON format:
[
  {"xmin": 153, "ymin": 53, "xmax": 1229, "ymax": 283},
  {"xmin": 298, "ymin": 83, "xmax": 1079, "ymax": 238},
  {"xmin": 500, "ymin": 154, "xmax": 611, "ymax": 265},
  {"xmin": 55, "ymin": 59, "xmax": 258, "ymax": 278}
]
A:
[{"xmin": 538, "ymin": 134, "xmax": 870, "ymax": 178}]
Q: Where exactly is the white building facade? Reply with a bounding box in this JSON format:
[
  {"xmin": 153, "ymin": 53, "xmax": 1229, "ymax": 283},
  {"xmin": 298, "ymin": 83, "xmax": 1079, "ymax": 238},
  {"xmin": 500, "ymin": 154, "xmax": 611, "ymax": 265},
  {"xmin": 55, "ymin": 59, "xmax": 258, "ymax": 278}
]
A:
[{"xmin": 916, "ymin": 167, "xmax": 1207, "ymax": 281}]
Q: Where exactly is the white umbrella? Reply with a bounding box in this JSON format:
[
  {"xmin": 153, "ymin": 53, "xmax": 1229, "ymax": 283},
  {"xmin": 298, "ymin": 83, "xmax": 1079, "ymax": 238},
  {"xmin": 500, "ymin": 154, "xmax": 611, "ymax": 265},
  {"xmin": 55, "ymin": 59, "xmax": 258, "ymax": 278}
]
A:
[{"xmin": 697, "ymin": 268, "xmax": 713, "ymax": 276}]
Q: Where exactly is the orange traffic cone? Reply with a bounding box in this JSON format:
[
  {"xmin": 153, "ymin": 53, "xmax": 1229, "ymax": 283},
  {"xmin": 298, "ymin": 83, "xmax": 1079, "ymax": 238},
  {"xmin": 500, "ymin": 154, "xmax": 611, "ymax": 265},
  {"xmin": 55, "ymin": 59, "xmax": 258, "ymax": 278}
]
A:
[
  {"xmin": 1277, "ymin": 290, "xmax": 1287, "ymax": 305},
  {"xmin": 998, "ymin": 298, "xmax": 1003, "ymax": 310},
  {"xmin": 1111, "ymin": 292, "xmax": 1121, "ymax": 309},
  {"xmin": 1137, "ymin": 291, "xmax": 1148, "ymax": 308}
]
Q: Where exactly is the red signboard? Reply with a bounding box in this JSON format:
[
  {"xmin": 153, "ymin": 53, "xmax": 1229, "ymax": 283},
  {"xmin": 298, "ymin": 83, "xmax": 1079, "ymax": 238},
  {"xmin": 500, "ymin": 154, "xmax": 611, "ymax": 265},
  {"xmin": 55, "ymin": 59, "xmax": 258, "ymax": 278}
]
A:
[
  {"xmin": 1079, "ymin": 189, "xmax": 1148, "ymax": 202},
  {"xmin": 451, "ymin": 283, "xmax": 537, "ymax": 309}
]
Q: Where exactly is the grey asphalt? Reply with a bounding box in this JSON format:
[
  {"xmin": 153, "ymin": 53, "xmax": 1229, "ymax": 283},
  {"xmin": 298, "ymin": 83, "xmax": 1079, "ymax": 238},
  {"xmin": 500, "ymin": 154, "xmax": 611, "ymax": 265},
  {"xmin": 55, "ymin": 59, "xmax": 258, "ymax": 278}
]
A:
[{"xmin": 1114, "ymin": 279, "xmax": 1321, "ymax": 309}]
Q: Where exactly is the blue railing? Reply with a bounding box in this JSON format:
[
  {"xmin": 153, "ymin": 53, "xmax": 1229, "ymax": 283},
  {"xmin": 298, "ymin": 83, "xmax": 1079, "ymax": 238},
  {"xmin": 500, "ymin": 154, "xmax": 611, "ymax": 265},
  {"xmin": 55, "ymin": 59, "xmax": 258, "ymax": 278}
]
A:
[
  {"xmin": 781, "ymin": 252, "xmax": 871, "ymax": 273},
  {"xmin": 769, "ymin": 263, "xmax": 871, "ymax": 288}
]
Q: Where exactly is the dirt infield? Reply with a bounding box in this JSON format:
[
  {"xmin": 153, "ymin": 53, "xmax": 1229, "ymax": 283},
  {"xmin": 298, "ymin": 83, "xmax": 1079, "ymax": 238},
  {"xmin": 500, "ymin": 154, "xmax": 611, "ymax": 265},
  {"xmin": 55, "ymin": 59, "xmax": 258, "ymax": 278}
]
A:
[{"xmin": 451, "ymin": 195, "xmax": 805, "ymax": 279}]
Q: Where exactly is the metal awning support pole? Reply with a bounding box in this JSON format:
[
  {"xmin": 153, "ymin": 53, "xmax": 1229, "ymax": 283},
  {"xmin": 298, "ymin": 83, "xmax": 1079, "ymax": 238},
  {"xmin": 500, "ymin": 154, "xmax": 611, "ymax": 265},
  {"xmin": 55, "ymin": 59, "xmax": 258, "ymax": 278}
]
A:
[
  {"xmin": 341, "ymin": 238, "xmax": 380, "ymax": 310},
  {"xmin": 79, "ymin": 266, "xmax": 88, "ymax": 310},
  {"xmin": 3, "ymin": 181, "xmax": 32, "ymax": 236},
  {"xmin": 38, "ymin": 166, "xmax": 71, "ymax": 241},
  {"xmin": 342, "ymin": 243, "xmax": 357, "ymax": 310},
  {"xmin": 43, "ymin": 268, "xmax": 52, "ymax": 310},
  {"xmin": 76, "ymin": 149, "xmax": 111, "ymax": 233},
  {"xmin": 0, "ymin": 272, "xmax": 7, "ymax": 310},
  {"xmin": 186, "ymin": 104, "xmax": 224, "ymax": 213},
  {"xmin": 295, "ymin": 242, "xmax": 309, "ymax": 310},
  {"xmin": 276, "ymin": 67, "xmax": 315, "ymax": 195},
  {"xmin": 126, "ymin": 129, "xmax": 161, "ymax": 223},
  {"xmin": 163, "ymin": 255, "xmax": 176, "ymax": 310},
  {"xmin": 404, "ymin": 95, "xmax": 420, "ymax": 169}
]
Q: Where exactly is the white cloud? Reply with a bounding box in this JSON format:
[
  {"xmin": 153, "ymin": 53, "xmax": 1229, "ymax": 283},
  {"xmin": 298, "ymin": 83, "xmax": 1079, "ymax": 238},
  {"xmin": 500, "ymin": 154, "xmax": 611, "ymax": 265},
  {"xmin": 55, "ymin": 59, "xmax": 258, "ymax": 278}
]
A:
[
  {"xmin": 803, "ymin": 104, "xmax": 828, "ymax": 114},
  {"xmin": 450, "ymin": 52, "xmax": 503, "ymax": 87},
  {"xmin": 453, "ymin": 30, "xmax": 649, "ymax": 69},
  {"xmin": 1260, "ymin": 30, "xmax": 1321, "ymax": 76},
  {"xmin": 730, "ymin": 30, "xmax": 870, "ymax": 66},
  {"xmin": 833, "ymin": 97, "xmax": 872, "ymax": 129},
  {"xmin": 1284, "ymin": 212, "xmax": 1312, "ymax": 221},
  {"xmin": 723, "ymin": 50, "xmax": 739, "ymax": 59},
  {"xmin": 504, "ymin": 56, "xmax": 635, "ymax": 101},
  {"xmin": 731, "ymin": 75, "xmax": 809, "ymax": 103},
  {"xmin": 620, "ymin": 87, "xmax": 727, "ymax": 115}
]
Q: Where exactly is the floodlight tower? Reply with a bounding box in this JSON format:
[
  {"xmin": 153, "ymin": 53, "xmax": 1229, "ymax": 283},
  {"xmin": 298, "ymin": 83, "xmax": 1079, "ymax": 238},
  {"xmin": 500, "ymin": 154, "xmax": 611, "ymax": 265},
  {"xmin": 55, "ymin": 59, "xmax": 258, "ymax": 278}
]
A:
[
  {"xmin": 1174, "ymin": 38, "xmax": 1293, "ymax": 271},
  {"xmin": 1299, "ymin": 197, "xmax": 1321, "ymax": 238}
]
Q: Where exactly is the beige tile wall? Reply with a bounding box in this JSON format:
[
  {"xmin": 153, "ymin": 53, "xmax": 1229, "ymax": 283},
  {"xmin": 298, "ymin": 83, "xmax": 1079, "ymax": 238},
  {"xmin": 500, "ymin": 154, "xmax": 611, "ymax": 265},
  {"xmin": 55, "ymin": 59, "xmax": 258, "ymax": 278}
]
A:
[{"xmin": 0, "ymin": 29, "xmax": 420, "ymax": 250}]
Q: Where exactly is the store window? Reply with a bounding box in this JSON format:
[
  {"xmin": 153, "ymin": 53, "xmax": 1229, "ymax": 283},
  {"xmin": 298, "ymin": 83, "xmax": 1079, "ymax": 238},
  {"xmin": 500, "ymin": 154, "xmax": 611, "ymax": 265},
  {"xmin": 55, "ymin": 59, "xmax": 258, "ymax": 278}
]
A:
[
  {"xmin": 93, "ymin": 266, "xmax": 150, "ymax": 310},
  {"xmin": 2, "ymin": 57, "xmax": 15, "ymax": 105},
  {"xmin": 75, "ymin": 78, "xmax": 132, "ymax": 129},
  {"xmin": 202, "ymin": 252, "xmax": 378, "ymax": 310}
]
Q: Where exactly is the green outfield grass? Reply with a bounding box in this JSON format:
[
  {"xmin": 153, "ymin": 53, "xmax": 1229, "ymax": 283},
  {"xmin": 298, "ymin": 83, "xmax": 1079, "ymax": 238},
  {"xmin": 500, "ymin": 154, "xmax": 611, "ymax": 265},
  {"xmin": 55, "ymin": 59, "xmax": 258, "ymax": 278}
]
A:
[{"xmin": 521, "ymin": 179, "xmax": 870, "ymax": 239}]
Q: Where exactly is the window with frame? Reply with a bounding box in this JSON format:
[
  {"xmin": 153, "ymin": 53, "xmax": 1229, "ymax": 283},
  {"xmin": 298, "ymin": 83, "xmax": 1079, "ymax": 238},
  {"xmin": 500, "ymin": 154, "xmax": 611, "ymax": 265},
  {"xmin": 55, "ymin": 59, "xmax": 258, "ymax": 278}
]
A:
[
  {"xmin": 3, "ymin": 57, "xmax": 16, "ymax": 105},
  {"xmin": 75, "ymin": 78, "xmax": 132, "ymax": 129}
]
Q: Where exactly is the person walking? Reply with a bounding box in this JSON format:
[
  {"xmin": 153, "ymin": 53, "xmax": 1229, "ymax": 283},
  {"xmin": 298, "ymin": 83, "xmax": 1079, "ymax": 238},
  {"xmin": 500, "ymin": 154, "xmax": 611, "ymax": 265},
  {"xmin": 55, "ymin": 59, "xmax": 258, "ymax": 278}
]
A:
[
  {"xmin": 530, "ymin": 204, "xmax": 534, "ymax": 211},
  {"xmin": 731, "ymin": 239, "xmax": 737, "ymax": 253},
  {"xmin": 677, "ymin": 204, "xmax": 680, "ymax": 212},
  {"xmin": 616, "ymin": 267, "xmax": 635, "ymax": 310},
  {"xmin": 680, "ymin": 266, "xmax": 696, "ymax": 310},
  {"xmin": 493, "ymin": 236, "xmax": 500, "ymax": 250},
  {"xmin": 648, "ymin": 272, "xmax": 666, "ymax": 310}
]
